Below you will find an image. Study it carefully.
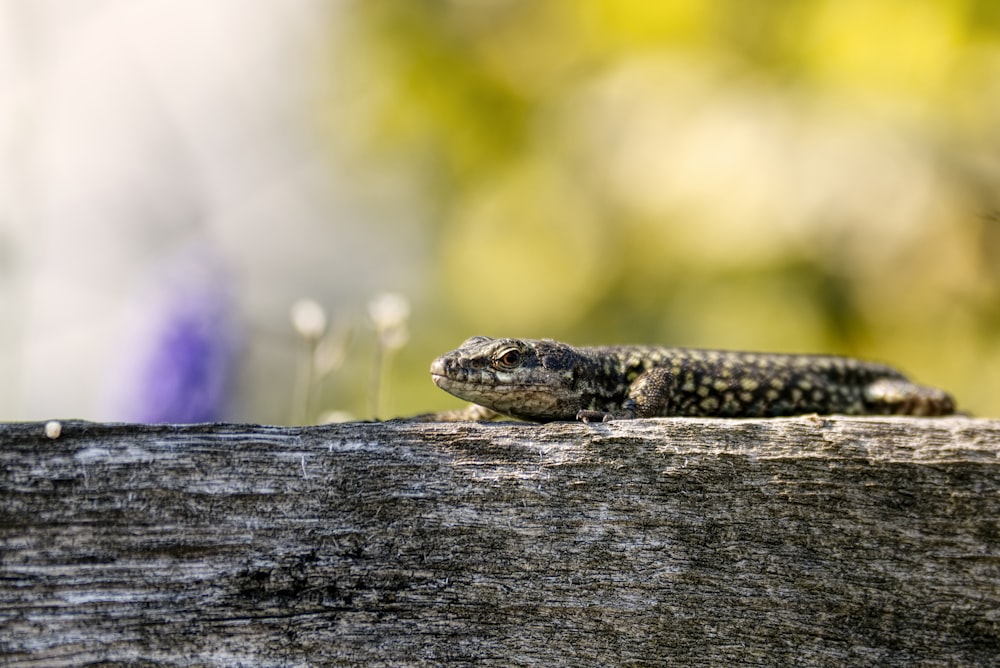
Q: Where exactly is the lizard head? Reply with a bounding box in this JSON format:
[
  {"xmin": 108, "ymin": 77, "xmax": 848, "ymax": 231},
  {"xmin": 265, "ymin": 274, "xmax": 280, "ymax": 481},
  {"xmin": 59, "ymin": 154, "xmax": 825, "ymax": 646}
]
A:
[{"xmin": 430, "ymin": 336, "xmax": 580, "ymax": 421}]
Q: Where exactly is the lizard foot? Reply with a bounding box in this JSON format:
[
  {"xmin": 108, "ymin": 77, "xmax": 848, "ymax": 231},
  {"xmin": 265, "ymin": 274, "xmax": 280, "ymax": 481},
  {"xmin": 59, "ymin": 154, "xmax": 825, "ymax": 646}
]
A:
[{"xmin": 575, "ymin": 410, "xmax": 615, "ymax": 424}]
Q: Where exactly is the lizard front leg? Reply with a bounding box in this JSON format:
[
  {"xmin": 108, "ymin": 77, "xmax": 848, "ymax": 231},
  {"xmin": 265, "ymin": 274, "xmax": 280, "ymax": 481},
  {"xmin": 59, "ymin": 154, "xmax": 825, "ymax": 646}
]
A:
[
  {"xmin": 626, "ymin": 367, "xmax": 676, "ymax": 417},
  {"xmin": 576, "ymin": 368, "xmax": 676, "ymax": 422}
]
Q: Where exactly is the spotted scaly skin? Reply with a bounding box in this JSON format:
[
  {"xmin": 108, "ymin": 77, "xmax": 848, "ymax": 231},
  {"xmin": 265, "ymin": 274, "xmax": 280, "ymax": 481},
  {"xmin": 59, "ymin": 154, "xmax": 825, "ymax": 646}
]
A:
[{"xmin": 429, "ymin": 337, "xmax": 956, "ymax": 423}]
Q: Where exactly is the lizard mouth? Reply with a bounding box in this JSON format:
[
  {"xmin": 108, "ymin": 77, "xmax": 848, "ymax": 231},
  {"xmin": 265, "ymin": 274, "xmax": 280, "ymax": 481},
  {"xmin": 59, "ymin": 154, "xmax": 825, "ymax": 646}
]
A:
[{"xmin": 431, "ymin": 359, "xmax": 553, "ymax": 397}]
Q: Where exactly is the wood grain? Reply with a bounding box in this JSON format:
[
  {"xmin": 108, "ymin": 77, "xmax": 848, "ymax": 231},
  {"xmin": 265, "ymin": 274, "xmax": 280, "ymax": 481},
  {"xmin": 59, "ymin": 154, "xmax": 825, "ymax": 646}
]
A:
[{"xmin": 2, "ymin": 417, "xmax": 998, "ymax": 666}]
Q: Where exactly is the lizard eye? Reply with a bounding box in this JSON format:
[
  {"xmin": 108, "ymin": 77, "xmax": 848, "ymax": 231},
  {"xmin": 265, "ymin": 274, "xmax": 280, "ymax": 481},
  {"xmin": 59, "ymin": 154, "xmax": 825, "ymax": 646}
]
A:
[{"xmin": 495, "ymin": 348, "xmax": 523, "ymax": 370}]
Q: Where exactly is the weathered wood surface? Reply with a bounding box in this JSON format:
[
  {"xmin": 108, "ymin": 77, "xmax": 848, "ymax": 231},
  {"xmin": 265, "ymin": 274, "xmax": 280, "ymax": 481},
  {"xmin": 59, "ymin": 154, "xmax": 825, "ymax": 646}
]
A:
[{"xmin": 1, "ymin": 417, "xmax": 999, "ymax": 666}]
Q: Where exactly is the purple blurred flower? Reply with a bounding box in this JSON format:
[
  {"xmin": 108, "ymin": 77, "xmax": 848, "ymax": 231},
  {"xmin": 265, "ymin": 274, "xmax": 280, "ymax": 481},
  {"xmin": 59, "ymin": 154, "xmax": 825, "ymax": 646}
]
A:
[{"xmin": 110, "ymin": 248, "xmax": 242, "ymax": 423}]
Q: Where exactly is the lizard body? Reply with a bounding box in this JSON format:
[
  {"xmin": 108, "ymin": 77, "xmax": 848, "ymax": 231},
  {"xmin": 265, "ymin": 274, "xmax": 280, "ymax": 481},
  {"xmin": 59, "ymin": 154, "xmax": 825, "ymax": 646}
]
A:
[{"xmin": 430, "ymin": 336, "xmax": 956, "ymax": 422}]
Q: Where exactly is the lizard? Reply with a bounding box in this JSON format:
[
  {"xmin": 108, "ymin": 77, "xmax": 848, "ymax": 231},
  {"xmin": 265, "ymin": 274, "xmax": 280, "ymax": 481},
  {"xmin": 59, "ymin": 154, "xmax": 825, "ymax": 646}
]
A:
[{"xmin": 429, "ymin": 336, "xmax": 956, "ymax": 423}]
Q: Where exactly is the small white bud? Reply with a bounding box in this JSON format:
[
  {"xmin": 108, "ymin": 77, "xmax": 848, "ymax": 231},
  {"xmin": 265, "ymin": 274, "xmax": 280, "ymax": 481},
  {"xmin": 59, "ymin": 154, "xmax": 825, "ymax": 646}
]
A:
[{"xmin": 45, "ymin": 421, "xmax": 62, "ymax": 439}]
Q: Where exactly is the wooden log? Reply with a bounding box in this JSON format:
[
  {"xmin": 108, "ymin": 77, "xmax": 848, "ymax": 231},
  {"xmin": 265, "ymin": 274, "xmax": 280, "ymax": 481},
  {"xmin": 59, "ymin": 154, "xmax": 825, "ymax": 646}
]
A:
[{"xmin": 1, "ymin": 417, "xmax": 999, "ymax": 666}]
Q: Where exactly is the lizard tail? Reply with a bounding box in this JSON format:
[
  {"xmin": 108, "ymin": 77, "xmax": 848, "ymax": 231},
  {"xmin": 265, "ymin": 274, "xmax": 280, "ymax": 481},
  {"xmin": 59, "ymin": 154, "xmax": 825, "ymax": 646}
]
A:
[{"xmin": 864, "ymin": 378, "xmax": 957, "ymax": 416}]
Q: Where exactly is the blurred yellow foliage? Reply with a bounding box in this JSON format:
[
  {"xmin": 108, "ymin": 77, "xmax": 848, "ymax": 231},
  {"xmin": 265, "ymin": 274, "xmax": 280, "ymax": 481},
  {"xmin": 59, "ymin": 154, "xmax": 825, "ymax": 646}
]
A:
[
  {"xmin": 800, "ymin": 0, "xmax": 963, "ymax": 99},
  {"xmin": 443, "ymin": 160, "xmax": 608, "ymax": 331},
  {"xmin": 576, "ymin": 0, "xmax": 715, "ymax": 48}
]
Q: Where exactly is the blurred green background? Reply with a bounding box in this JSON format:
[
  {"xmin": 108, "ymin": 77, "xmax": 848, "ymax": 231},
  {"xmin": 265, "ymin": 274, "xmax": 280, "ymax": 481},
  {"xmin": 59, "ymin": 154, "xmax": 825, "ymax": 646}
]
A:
[{"xmin": 3, "ymin": 0, "xmax": 999, "ymax": 422}]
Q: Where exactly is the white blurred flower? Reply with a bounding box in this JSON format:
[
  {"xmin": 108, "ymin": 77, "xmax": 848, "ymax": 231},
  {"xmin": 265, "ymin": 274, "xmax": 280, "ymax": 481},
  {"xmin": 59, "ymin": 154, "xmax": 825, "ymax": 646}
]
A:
[
  {"xmin": 367, "ymin": 292, "xmax": 411, "ymax": 418},
  {"xmin": 368, "ymin": 292, "xmax": 410, "ymax": 351},
  {"xmin": 290, "ymin": 298, "xmax": 327, "ymax": 341},
  {"xmin": 368, "ymin": 292, "xmax": 410, "ymax": 330},
  {"xmin": 316, "ymin": 410, "xmax": 354, "ymax": 424}
]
